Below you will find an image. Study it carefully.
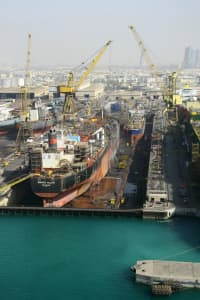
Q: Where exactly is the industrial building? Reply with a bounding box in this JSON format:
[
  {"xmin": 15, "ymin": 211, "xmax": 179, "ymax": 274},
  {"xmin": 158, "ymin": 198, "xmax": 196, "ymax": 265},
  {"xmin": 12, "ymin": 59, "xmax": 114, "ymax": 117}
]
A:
[{"xmin": 0, "ymin": 86, "xmax": 49, "ymax": 100}]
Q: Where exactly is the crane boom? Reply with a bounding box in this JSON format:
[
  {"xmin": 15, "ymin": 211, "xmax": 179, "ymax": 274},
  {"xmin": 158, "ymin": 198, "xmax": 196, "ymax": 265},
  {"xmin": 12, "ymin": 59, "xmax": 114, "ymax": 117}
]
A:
[
  {"xmin": 58, "ymin": 40, "xmax": 112, "ymax": 116},
  {"xmin": 129, "ymin": 25, "xmax": 158, "ymax": 85},
  {"xmin": 59, "ymin": 40, "xmax": 112, "ymax": 94},
  {"xmin": 74, "ymin": 40, "xmax": 112, "ymax": 89}
]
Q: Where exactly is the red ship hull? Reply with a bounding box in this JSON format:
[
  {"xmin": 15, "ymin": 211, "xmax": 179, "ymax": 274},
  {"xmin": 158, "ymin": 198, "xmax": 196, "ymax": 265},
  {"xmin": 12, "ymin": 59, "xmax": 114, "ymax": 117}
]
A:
[
  {"xmin": 30, "ymin": 119, "xmax": 119, "ymax": 208},
  {"xmin": 42, "ymin": 144, "xmax": 115, "ymax": 207}
]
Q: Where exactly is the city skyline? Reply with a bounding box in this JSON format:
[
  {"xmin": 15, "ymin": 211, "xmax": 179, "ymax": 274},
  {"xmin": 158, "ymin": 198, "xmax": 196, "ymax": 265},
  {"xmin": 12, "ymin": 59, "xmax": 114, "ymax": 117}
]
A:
[
  {"xmin": 0, "ymin": 0, "xmax": 200, "ymax": 68},
  {"xmin": 183, "ymin": 46, "xmax": 200, "ymax": 69}
]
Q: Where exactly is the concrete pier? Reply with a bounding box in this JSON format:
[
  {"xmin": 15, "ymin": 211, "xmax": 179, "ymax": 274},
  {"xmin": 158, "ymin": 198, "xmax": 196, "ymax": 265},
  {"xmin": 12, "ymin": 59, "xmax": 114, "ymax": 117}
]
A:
[{"xmin": 132, "ymin": 260, "xmax": 200, "ymax": 291}]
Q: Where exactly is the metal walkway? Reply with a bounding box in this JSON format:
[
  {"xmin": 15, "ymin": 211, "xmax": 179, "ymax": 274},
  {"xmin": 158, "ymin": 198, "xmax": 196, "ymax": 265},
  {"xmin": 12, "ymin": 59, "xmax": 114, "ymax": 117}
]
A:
[{"xmin": 0, "ymin": 173, "xmax": 32, "ymax": 192}]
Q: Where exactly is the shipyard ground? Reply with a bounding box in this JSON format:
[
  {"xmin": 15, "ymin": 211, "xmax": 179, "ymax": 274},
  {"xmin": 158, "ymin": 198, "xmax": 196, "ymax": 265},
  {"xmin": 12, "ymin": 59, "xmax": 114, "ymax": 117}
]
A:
[
  {"xmin": 0, "ymin": 113, "xmax": 152, "ymax": 214},
  {"xmin": 165, "ymin": 123, "xmax": 200, "ymax": 214},
  {"xmin": 51, "ymin": 112, "xmax": 153, "ymax": 210},
  {"xmin": 0, "ymin": 111, "xmax": 200, "ymax": 218}
]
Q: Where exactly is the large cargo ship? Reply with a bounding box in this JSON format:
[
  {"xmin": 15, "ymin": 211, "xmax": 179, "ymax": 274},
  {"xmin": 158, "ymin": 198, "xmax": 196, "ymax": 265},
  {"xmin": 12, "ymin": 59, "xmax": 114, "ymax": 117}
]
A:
[
  {"xmin": 16, "ymin": 99, "xmax": 55, "ymax": 136},
  {"xmin": 124, "ymin": 109, "xmax": 145, "ymax": 145},
  {"xmin": 0, "ymin": 105, "xmax": 20, "ymax": 135},
  {"xmin": 0, "ymin": 116, "xmax": 20, "ymax": 136},
  {"xmin": 30, "ymin": 117, "xmax": 120, "ymax": 207},
  {"xmin": 0, "ymin": 99, "xmax": 54, "ymax": 136}
]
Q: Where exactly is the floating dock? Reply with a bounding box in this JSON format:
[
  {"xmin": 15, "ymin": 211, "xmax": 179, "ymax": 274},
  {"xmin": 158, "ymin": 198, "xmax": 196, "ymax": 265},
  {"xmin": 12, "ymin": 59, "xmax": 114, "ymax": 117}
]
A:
[{"xmin": 132, "ymin": 260, "xmax": 200, "ymax": 295}]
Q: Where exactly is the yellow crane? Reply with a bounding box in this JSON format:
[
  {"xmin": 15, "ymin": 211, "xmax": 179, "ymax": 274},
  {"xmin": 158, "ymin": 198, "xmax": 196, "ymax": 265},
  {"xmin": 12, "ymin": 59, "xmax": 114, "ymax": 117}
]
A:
[
  {"xmin": 167, "ymin": 63, "xmax": 185, "ymax": 107},
  {"xmin": 167, "ymin": 71, "xmax": 181, "ymax": 106},
  {"xmin": 129, "ymin": 25, "xmax": 159, "ymax": 86},
  {"xmin": 20, "ymin": 33, "xmax": 32, "ymax": 121},
  {"xmin": 58, "ymin": 40, "xmax": 112, "ymax": 118},
  {"xmin": 16, "ymin": 33, "xmax": 33, "ymax": 152}
]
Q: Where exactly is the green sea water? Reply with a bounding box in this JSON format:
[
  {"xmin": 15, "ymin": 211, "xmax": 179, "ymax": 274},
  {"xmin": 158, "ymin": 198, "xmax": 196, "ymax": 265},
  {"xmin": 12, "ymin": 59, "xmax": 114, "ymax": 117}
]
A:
[{"xmin": 0, "ymin": 215, "xmax": 199, "ymax": 300}]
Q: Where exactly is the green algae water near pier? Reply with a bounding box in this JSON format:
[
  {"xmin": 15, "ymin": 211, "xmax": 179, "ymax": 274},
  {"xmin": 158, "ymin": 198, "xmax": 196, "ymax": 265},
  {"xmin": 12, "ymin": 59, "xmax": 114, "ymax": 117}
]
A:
[{"xmin": 0, "ymin": 216, "xmax": 199, "ymax": 300}]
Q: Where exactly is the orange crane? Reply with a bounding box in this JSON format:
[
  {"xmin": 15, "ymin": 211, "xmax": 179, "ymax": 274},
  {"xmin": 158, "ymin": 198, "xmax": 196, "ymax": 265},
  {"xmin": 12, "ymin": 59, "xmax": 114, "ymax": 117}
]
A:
[{"xmin": 58, "ymin": 40, "xmax": 112, "ymax": 118}]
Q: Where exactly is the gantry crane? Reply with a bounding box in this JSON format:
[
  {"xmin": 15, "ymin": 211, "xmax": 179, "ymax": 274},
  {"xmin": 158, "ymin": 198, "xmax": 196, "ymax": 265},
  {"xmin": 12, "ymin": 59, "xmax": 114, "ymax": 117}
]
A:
[
  {"xmin": 58, "ymin": 40, "xmax": 112, "ymax": 119},
  {"xmin": 16, "ymin": 33, "xmax": 33, "ymax": 152}
]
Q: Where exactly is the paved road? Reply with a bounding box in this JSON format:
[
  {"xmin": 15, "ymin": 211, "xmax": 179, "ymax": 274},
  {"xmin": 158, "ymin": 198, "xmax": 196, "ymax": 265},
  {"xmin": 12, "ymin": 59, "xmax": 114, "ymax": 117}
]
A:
[{"xmin": 165, "ymin": 124, "xmax": 200, "ymax": 209}]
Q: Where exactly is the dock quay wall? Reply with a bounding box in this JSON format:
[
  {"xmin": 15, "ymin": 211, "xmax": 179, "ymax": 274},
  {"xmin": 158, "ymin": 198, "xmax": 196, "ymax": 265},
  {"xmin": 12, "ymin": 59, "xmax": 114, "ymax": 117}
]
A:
[
  {"xmin": 136, "ymin": 273, "xmax": 200, "ymax": 289},
  {"xmin": 142, "ymin": 208, "xmax": 200, "ymax": 220},
  {"xmin": 175, "ymin": 207, "xmax": 200, "ymax": 218},
  {"xmin": 0, "ymin": 205, "xmax": 200, "ymax": 219},
  {"xmin": 0, "ymin": 206, "xmax": 142, "ymax": 217}
]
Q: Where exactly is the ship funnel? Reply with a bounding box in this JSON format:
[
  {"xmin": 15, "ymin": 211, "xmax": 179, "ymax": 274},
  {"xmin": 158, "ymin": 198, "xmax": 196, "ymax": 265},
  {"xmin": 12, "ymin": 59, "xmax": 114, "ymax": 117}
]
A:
[{"xmin": 48, "ymin": 128, "xmax": 57, "ymax": 150}]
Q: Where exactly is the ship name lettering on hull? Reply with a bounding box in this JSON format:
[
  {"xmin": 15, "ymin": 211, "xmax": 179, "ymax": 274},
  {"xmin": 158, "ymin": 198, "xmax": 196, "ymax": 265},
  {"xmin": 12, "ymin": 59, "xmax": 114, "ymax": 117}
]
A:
[{"xmin": 37, "ymin": 179, "xmax": 55, "ymax": 187}]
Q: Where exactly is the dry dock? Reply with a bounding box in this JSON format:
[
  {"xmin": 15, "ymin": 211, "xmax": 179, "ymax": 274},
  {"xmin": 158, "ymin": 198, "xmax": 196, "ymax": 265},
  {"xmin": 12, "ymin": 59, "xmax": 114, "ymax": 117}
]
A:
[{"xmin": 132, "ymin": 260, "xmax": 200, "ymax": 295}]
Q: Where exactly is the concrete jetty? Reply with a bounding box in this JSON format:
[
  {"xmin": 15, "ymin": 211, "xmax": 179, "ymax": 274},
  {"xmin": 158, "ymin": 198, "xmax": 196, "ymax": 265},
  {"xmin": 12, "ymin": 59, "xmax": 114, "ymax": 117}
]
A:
[{"xmin": 132, "ymin": 260, "xmax": 200, "ymax": 294}]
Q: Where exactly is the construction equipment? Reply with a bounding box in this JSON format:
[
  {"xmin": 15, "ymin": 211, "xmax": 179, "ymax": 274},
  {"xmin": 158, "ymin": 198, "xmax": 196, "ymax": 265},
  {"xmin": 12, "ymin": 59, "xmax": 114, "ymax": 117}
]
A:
[
  {"xmin": 129, "ymin": 25, "xmax": 159, "ymax": 87},
  {"xmin": 129, "ymin": 25, "xmax": 170, "ymax": 100},
  {"xmin": 118, "ymin": 161, "xmax": 127, "ymax": 169},
  {"xmin": 167, "ymin": 72, "xmax": 182, "ymax": 106},
  {"xmin": 165, "ymin": 52, "xmax": 186, "ymax": 107},
  {"xmin": 163, "ymin": 71, "xmax": 182, "ymax": 123},
  {"xmin": 16, "ymin": 33, "xmax": 33, "ymax": 152},
  {"xmin": 58, "ymin": 40, "xmax": 112, "ymax": 118},
  {"xmin": 165, "ymin": 50, "xmax": 185, "ymax": 107},
  {"xmin": 20, "ymin": 33, "xmax": 32, "ymax": 121}
]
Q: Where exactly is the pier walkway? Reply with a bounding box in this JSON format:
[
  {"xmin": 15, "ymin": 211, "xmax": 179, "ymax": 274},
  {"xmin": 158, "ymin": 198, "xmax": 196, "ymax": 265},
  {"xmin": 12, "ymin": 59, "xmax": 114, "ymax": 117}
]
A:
[
  {"xmin": 133, "ymin": 260, "xmax": 200, "ymax": 291},
  {"xmin": 0, "ymin": 206, "xmax": 142, "ymax": 217}
]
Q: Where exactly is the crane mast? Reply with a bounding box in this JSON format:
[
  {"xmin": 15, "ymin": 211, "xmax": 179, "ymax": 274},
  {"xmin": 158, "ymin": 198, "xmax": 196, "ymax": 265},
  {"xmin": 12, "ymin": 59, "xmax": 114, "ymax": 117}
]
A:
[
  {"xmin": 20, "ymin": 33, "xmax": 32, "ymax": 120},
  {"xmin": 58, "ymin": 40, "xmax": 112, "ymax": 118},
  {"xmin": 16, "ymin": 33, "xmax": 32, "ymax": 152}
]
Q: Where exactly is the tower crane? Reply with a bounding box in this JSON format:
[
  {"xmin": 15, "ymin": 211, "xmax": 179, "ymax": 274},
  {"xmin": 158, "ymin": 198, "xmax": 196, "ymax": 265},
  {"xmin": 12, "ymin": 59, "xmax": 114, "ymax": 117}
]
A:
[
  {"xmin": 20, "ymin": 33, "xmax": 31, "ymax": 121},
  {"xmin": 58, "ymin": 40, "xmax": 112, "ymax": 119},
  {"xmin": 16, "ymin": 33, "xmax": 33, "ymax": 152}
]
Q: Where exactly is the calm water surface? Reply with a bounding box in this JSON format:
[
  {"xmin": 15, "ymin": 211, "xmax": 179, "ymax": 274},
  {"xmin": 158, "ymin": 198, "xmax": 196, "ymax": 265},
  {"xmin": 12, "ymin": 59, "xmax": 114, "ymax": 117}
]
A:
[{"xmin": 0, "ymin": 215, "xmax": 199, "ymax": 300}]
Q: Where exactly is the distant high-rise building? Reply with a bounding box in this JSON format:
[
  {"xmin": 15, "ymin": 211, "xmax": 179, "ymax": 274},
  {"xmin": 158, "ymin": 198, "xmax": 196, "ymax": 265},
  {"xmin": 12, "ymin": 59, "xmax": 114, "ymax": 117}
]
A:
[{"xmin": 183, "ymin": 46, "xmax": 200, "ymax": 68}]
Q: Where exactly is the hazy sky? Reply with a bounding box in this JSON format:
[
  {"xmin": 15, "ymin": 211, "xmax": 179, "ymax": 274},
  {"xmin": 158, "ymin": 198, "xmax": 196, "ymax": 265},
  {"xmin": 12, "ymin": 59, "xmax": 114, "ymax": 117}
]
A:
[{"xmin": 0, "ymin": 0, "xmax": 199, "ymax": 67}]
